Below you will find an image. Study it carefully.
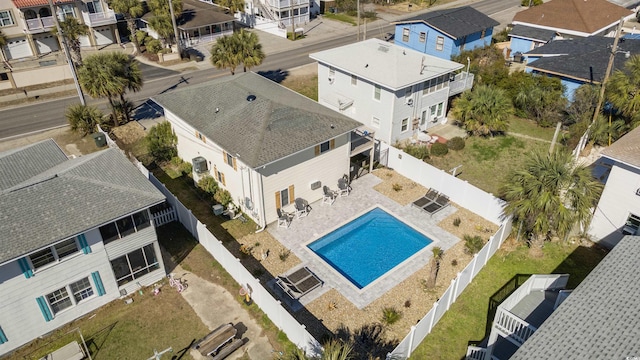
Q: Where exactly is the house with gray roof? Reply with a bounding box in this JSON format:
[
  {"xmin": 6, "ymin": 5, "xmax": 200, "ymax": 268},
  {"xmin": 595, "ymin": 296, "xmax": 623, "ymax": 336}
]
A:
[
  {"xmin": 310, "ymin": 39, "xmax": 470, "ymax": 145},
  {"xmin": 589, "ymin": 125, "xmax": 640, "ymax": 248},
  {"xmin": 151, "ymin": 72, "xmax": 368, "ymax": 227},
  {"xmin": 0, "ymin": 140, "xmax": 166, "ymax": 356},
  {"xmin": 391, "ymin": 6, "xmax": 499, "ymax": 60}
]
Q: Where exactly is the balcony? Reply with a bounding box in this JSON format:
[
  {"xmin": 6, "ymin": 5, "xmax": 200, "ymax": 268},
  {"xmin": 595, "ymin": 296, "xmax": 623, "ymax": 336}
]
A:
[
  {"xmin": 264, "ymin": 0, "xmax": 309, "ymax": 10},
  {"xmin": 81, "ymin": 10, "xmax": 116, "ymax": 27},
  {"xmin": 25, "ymin": 16, "xmax": 55, "ymax": 33},
  {"xmin": 350, "ymin": 128, "xmax": 375, "ymax": 156},
  {"xmin": 449, "ymin": 72, "xmax": 474, "ymax": 96}
]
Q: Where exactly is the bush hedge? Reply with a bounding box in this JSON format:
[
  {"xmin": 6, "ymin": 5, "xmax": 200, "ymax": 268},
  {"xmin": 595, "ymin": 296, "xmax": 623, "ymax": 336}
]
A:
[
  {"xmin": 447, "ymin": 137, "xmax": 466, "ymax": 151},
  {"xmin": 430, "ymin": 142, "xmax": 449, "ymax": 156}
]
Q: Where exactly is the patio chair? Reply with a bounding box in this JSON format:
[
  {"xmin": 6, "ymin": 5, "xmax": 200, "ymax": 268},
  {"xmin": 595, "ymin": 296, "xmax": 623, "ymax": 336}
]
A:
[
  {"xmin": 294, "ymin": 198, "xmax": 311, "ymax": 218},
  {"xmin": 412, "ymin": 189, "xmax": 439, "ymax": 209},
  {"xmin": 337, "ymin": 177, "xmax": 351, "ymax": 196},
  {"xmin": 422, "ymin": 194, "xmax": 450, "ymax": 217},
  {"xmin": 277, "ymin": 208, "xmax": 292, "ymax": 228},
  {"xmin": 322, "ymin": 186, "xmax": 338, "ymax": 205}
]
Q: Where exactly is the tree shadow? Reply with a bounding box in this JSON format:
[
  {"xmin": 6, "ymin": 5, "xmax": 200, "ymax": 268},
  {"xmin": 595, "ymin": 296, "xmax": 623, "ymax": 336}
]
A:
[
  {"xmin": 258, "ymin": 69, "xmax": 290, "ymax": 83},
  {"xmin": 85, "ymin": 321, "xmax": 118, "ymax": 359},
  {"xmin": 334, "ymin": 323, "xmax": 398, "ymax": 359},
  {"xmin": 171, "ymin": 338, "xmax": 196, "ymax": 360}
]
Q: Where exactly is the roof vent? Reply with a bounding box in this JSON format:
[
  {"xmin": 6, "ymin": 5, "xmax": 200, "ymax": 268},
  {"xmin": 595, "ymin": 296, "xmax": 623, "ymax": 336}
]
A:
[
  {"xmin": 247, "ymin": 95, "xmax": 256, "ymax": 102},
  {"xmin": 378, "ymin": 45, "xmax": 389, "ymax": 53}
]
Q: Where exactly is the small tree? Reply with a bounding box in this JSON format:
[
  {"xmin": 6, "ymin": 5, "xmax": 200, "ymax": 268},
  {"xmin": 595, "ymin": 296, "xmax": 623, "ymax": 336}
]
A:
[
  {"xmin": 198, "ymin": 176, "xmax": 218, "ymax": 195},
  {"xmin": 210, "ymin": 35, "xmax": 240, "ymax": 75},
  {"xmin": 65, "ymin": 104, "xmax": 104, "ymax": 136},
  {"xmin": 53, "ymin": 17, "xmax": 89, "ymax": 66},
  {"xmin": 146, "ymin": 122, "xmax": 177, "ymax": 162},
  {"xmin": 451, "ymin": 85, "xmax": 513, "ymax": 136},
  {"xmin": 427, "ymin": 246, "xmax": 444, "ymax": 287},
  {"xmin": 214, "ymin": 189, "xmax": 233, "ymax": 207}
]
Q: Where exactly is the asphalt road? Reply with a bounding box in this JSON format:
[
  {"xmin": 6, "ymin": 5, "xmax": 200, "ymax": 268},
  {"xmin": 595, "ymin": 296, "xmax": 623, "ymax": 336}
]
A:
[{"xmin": 0, "ymin": 0, "xmax": 520, "ymax": 140}]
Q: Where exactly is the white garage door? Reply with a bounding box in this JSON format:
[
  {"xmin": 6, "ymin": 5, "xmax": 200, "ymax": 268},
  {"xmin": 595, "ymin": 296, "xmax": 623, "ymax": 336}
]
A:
[
  {"xmin": 79, "ymin": 35, "xmax": 91, "ymax": 48},
  {"xmin": 5, "ymin": 37, "xmax": 32, "ymax": 60},
  {"xmin": 94, "ymin": 27, "xmax": 114, "ymax": 46},
  {"xmin": 34, "ymin": 34, "xmax": 59, "ymax": 54}
]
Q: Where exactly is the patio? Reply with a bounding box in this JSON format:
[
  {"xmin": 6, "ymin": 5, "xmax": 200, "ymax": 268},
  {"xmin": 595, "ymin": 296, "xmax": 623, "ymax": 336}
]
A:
[{"xmin": 267, "ymin": 173, "xmax": 460, "ymax": 309}]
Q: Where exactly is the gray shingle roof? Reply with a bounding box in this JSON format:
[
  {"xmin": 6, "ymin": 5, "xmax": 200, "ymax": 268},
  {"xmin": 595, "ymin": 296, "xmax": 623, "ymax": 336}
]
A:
[
  {"xmin": 141, "ymin": 0, "xmax": 235, "ymax": 29},
  {"xmin": 394, "ymin": 6, "xmax": 499, "ymax": 39},
  {"xmin": 0, "ymin": 147, "xmax": 165, "ymax": 264},
  {"xmin": 152, "ymin": 72, "xmax": 362, "ymax": 168},
  {"xmin": 508, "ymin": 24, "xmax": 557, "ymax": 42},
  {"xmin": 601, "ymin": 123, "xmax": 640, "ymax": 168},
  {"xmin": 0, "ymin": 139, "xmax": 68, "ymax": 191},
  {"xmin": 511, "ymin": 235, "xmax": 640, "ymax": 359},
  {"xmin": 525, "ymin": 37, "xmax": 640, "ymax": 83}
]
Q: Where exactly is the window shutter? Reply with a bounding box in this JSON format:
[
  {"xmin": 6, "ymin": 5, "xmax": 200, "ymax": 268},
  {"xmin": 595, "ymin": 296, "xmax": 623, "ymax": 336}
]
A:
[
  {"xmin": 275, "ymin": 192, "xmax": 281, "ymax": 209},
  {"xmin": 314, "ymin": 145, "xmax": 320, "ymax": 156},
  {"xmin": 232, "ymin": 157, "xmax": 237, "ymax": 171},
  {"xmin": 0, "ymin": 326, "xmax": 7, "ymax": 344},
  {"xmin": 18, "ymin": 257, "xmax": 33, "ymax": 279},
  {"xmin": 330, "ymin": 139, "xmax": 335, "ymax": 150},
  {"xmin": 78, "ymin": 234, "xmax": 91, "ymax": 254},
  {"xmin": 288, "ymin": 185, "xmax": 295, "ymax": 201},
  {"xmin": 223, "ymin": 151, "xmax": 228, "ymax": 165},
  {"xmin": 91, "ymin": 271, "xmax": 106, "ymax": 296},
  {"xmin": 221, "ymin": 173, "xmax": 226, "ymax": 186},
  {"xmin": 36, "ymin": 297, "xmax": 53, "ymax": 322}
]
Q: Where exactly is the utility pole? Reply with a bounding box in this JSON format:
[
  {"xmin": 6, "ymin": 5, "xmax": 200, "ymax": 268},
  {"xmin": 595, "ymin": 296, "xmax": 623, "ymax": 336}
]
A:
[
  {"xmin": 591, "ymin": 17, "xmax": 625, "ymax": 127},
  {"xmin": 168, "ymin": 0, "xmax": 181, "ymax": 55},
  {"xmin": 48, "ymin": 0, "xmax": 85, "ymax": 106},
  {"xmin": 357, "ymin": 0, "xmax": 360, "ymax": 41},
  {"xmin": 291, "ymin": 0, "xmax": 296, "ymax": 40}
]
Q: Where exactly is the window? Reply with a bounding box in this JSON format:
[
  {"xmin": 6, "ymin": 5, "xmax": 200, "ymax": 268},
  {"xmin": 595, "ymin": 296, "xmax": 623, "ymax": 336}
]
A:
[
  {"xmin": 405, "ymin": 87, "xmax": 412, "ymax": 99},
  {"xmin": 280, "ymin": 188, "xmax": 290, "ymax": 207},
  {"xmin": 216, "ymin": 169, "xmax": 226, "ymax": 185},
  {"xmin": 58, "ymin": 4, "xmax": 74, "ymax": 19},
  {"xmin": 223, "ymin": 151, "xmax": 237, "ymax": 170},
  {"xmin": 110, "ymin": 244, "xmax": 160, "ymax": 286},
  {"xmin": 69, "ymin": 277, "xmax": 94, "ymax": 302},
  {"xmin": 421, "ymin": 110, "xmax": 427, "ymax": 125},
  {"xmin": 315, "ymin": 139, "xmax": 335, "ymax": 156},
  {"xmin": 0, "ymin": 10, "xmax": 14, "ymax": 27},
  {"xmin": 29, "ymin": 238, "xmax": 79, "ymax": 270},
  {"xmin": 436, "ymin": 36, "xmax": 444, "ymax": 51},
  {"xmin": 99, "ymin": 210, "xmax": 152, "ymax": 244},
  {"xmin": 437, "ymin": 102, "xmax": 444, "ymax": 117},
  {"xmin": 422, "ymin": 80, "xmax": 430, "ymax": 95},
  {"xmin": 372, "ymin": 116, "xmax": 380, "ymax": 128},
  {"xmin": 0, "ymin": 73, "xmax": 8, "ymax": 81},
  {"xmin": 87, "ymin": 0, "xmax": 103, "ymax": 13},
  {"xmin": 419, "ymin": 32, "xmax": 426, "ymax": 43},
  {"xmin": 320, "ymin": 141, "xmax": 330, "ymax": 153},
  {"xmin": 623, "ymin": 214, "xmax": 640, "ymax": 235},
  {"xmin": 351, "ymin": 75, "xmax": 357, "ymax": 86},
  {"xmin": 195, "ymin": 131, "xmax": 206, "ymax": 143},
  {"xmin": 430, "ymin": 105, "xmax": 437, "ymax": 117},
  {"xmin": 54, "ymin": 238, "xmax": 79, "ymax": 259},
  {"xmin": 276, "ymin": 185, "xmax": 294, "ymax": 209},
  {"xmin": 374, "ymin": 85, "xmax": 381, "ymax": 100},
  {"xmin": 30, "ymin": 248, "xmax": 55, "ymax": 270},
  {"xmin": 401, "ymin": 118, "xmax": 409, "ymax": 132},
  {"xmin": 46, "ymin": 287, "xmax": 72, "ymax": 314},
  {"xmin": 402, "ymin": 27, "xmax": 409, "ymax": 42}
]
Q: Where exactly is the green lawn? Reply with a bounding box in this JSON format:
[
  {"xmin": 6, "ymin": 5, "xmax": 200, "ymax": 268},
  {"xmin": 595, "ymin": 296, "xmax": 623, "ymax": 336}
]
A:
[
  {"xmin": 409, "ymin": 241, "xmax": 608, "ymax": 359},
  {"xmin": 508, "ymin": 117, "xmax": 557, "ymax": 141},
  {"xmin": 322, "ymin": 12, "xmax": 357, "ymax": 25}
]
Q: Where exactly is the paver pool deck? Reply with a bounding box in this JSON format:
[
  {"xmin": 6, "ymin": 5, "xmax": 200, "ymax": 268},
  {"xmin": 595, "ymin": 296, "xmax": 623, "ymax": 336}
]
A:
[{"xmin": 268, "ymin": 173, "xmax": 460, "ymax": 309}]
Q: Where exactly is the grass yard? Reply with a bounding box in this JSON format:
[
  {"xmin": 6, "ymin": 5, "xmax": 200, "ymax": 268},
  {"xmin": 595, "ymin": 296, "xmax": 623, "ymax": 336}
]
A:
[
  {"xmin": 11, "ymin": 281, "xmax": 209, "ymax": 360},
  {"xmin": 280, "ymin": 74, "xmax": 318, "ymax": 101},
  {"xmin": 507, "ymin": 117, "xmax": 557, "ymax": 141},
  {"xmin": 409, "ymin": 240, "xmax": 608, "ymax": 360}
]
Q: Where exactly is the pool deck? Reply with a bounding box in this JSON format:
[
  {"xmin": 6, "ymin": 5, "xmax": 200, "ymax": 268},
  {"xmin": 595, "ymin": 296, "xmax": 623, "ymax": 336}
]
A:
[{"xmin": 267, "ymin": 173, "xmax": 460, "ymax": 309}]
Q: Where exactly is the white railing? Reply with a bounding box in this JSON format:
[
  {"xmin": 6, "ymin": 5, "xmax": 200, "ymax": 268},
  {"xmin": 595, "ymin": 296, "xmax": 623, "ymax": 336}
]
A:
[
  {"xmin": 493, "ymin": 307, "xmax": 537, "ymax": 345},
  {"xmin": 264, "ymin": 0, "xmax": 310, "ymax": 9},
  {"xmin": 498, "ymin": 275, "xmax": 568, "ymax": 311},
  {"xmin": 466, "ymin": 346, "xmax": 487, "ymax": 360},
  {"xmin": 25, "ymin": 16, "xmax": 55, "ymax": 32},
  {"xmin": 152, "ymin": 207, "xmax": 177, "ymax": 226},
  {"xmin": 81, "ymin": 10, "xmax": 116, "ymax": 26},
  {"xmin": 450, "ymin": 72, "xmax": 474, "ymax": 95}
]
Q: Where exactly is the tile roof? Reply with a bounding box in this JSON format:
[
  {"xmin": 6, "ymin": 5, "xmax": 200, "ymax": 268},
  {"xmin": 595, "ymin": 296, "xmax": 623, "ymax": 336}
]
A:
[
  {"xmin": 152, "ymin": 72, "xmax": 362, "ymax": 168},
  {"xmin": 601, "ymin": 123, "xmax": 640, "ymax": 168},
  {"xmin": 508, "ymin": 24, "xmax": 557, "ymax": 42},
  {"xmin": 511, "ymin": 235, "xmax": 640, "ymax": 359},
  {"xmin": 0, "ymin": 139, "xmax": 67, "ymax": 191},
  {"xmin": 393, "ymin": 6, "xmax": 499, "ymax": 39},
  {"xmin": 512, "ymin": 0, "xmax": 633, "ymax": 35},
  {"xmin": 11, "ymin": 0, "xmax": 74, "ymax": 8},
  {"xmin": 525, "ymin": 37, "xmax": 640, "ymax": 83},
  {"xmin": 310, "ymin": 39, "xmax": 464, "ymax": 90},
  {"xmin": 0, "ymin": 146, "xmax": 165, "ymax": 265}
]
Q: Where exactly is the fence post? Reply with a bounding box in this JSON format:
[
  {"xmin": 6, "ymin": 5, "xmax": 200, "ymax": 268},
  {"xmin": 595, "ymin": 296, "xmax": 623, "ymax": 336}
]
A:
[
  {"xmin": 407, "ymin": 325, "xmax": 416, "ymax": 358},
  {"xmin": 428, "ymin": 302, "xmax": 438, "ymax": 332},
  {"xmin": 446, "ymin": 279, "xmax": 456, "ymax": 310},
  {"xmin": 453, "ymin": 273, "xmax": 461, "ymax": 300},
  {"xmin": 484, "ymin": 236, "xmax": 493, "ymax": 264},
  {"xmin": 470, "ymin": 253, "xmax": 478, "ymax": 277}
]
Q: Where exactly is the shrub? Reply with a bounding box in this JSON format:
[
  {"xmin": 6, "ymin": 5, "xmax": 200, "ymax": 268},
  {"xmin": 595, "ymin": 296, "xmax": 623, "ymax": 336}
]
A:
[
  {"xmin": 178, "ymin": 161, "xmax": 192, "ymax": 175},
  {"xmin": 65, "ymin": 104, "xmax": 104, "ymax": 136},
  {"xmin": 447, "ymin": 137, "xmax": 466, "ymax": 151},
  {"xmin": 146, "ymin": 39, "xmax": 163, "ymax": 53},
  {"xmin": 451, "ymin": 259, "xmax": 458, "ymax": 267},
  {"xmin": 430, "ymin": 142, "xmax": 449, "ymax": 156},
  {"xmin": 464, "ymin": 234, "xmax": 484, "ymax": 254},
  {"xmin": 392, "ymin": 183, "xmax": 403, "ymax": 192},
  {"xmin": 404, "ymin": 143, "xmax": 430, "ymax": 160},
  {"xmin": 135, "ymin": 30, "xmax": 147, "ymax": 46},
  {"xmin": 198, "ymin": 176, "xmax": 218, "ymax": 195},
  {"xmin": 279, "ymin": 249, "xmax": 291, "ymax": 262},
  {"xmin": 404, "ymin": 300, "xmax": 411, "ymax": 308},
  {"xmin": 214, "ymin": 189, "xmax": 233, "ymax": 207},
  {"xmin": 146, "ymin": 121, "xmax": 177, "ymax": 162},
  {"xmin": 521, "ymin": 0, "xmax": 543, "ymax": 6},
  {"xmin": 453, "ymin": 217, "xmax": 461, "ymax": 227},
  {"xmin": 381, "ymin": 307, "xmax": 402, "ymax": 325}
]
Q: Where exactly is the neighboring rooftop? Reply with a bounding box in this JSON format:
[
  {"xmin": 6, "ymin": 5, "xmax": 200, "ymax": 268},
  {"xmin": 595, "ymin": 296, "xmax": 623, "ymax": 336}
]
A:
[
  {"xmin": 508, "ymin": 24, "xmax": 557, "ymax": 42},
  {"xmin": 11, "ymin": 0, "xmax": 74, "ymax": 8},
  {"xmin": 512, "ymin": 0, "xmax": 633, "ymax": 35},
  {"xmin": 392, "ymin": 6, "xmax": 499, "ymax": 39},
  {"xmin": 601, "ymin": 122, "xmax": 640, "ymax": 168},
  {"xmin": 152, "ymin": 72, "xmax": 361, "ymax": 168},
  {"xmin": 0, "ymin": 144, "xmax": 165, "ymax": 265},
  {"xmin": 309, "ymin": 39, "xmax": 464, "ymax": 91},
  {"xmin": 141, "ymin": 0, "xmax": 234, "ymax": 29},
  {"xmin": 511, "ymin": 235, "xmax": 640, "ymax": 359},
  {"xmin": 525, "ymin": 37, "xmax": 640, "ymax": 82},
  {"xmin": 0, "ymin": 139, "xmax": 67, "ymax": 191}
]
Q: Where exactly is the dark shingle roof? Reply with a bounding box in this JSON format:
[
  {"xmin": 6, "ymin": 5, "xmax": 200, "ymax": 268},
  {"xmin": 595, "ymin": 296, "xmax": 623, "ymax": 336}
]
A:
[
  {"xmin": 142, "ymin": 0, "xmax": 235, "ymax": 29},
  {"xmin": 601, "ymin": 123, "xmax": 640, "ymax": 168},
  {"xmin": 511, "ymin": 235, "xmax": 640, "ymax": 359},
  {"xmin": 0, "ymin": 139, "xmax": 68, "ymax": 191},
  {"xmin": 525, "ymin": 37, "xmax": 640, "ymax": 83},
  {"xmin": 152, "ymin": 72, "xmax": 362, "ymax": 168},
  {"xmin": 394, "ymin": 6, "xmax": 499, "ymax": 39},
  {"xmin": 0, "ymin": 147, "xmax": 165, "ymax": 264},
  {"xmin": 508, "ymin": 24, "xmax": 557, "ymax": 42}
]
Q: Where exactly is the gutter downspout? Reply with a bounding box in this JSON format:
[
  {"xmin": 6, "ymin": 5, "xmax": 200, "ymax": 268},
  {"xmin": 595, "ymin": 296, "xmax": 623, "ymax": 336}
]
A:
[{"xmin": 255, "ymin": 170, "xmax": 267, "ymax": 233}]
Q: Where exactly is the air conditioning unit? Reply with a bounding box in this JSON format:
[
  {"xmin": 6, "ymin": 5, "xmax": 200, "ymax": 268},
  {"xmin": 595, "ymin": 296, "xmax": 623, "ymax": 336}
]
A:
[
  {"xmin": 406, "ymin": 98, "xmax": 414, "ymax": 106},
  {"xmin": 192, "ymin": 156, "xmax": 208, "ymax": 173}
]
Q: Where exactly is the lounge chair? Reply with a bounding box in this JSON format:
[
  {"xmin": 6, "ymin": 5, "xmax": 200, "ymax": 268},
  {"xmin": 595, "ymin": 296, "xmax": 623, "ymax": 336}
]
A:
[
  {"xmin": 294, "ymin": 198, "xmax": 311, "ymax": 218},
  {"xmin": 337, "ymin": 177, "xmax": 351, "ymax": 196},
  {"xmin": 277, "ymin": 208, "xmax": 292, "ymax": 228},
  {"xmin": 412, "ymin": 189, "xmax": 439, "ymax": 209},
  {"xmin": 322, "ymin": 186, "xmax": 337, "ymax": 205},
  {"xmin": 276, "ymin": 267, "xmax": 323, "ymax": 300},
  {"xmin": 422, "ymin": 194, "xmax": 450, "ymax": 216}
]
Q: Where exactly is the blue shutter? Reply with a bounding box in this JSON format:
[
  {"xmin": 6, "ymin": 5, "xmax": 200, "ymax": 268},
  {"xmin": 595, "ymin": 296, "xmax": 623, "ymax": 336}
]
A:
[
  {"xmin": 0, "ymin": 326, "xmax": 7, "ymax": 344},
  {"xmin": 17, "ymin": 257, "xmax": 33, "ymax": 279},
  {"xmin": 78, "ymin": 234, "xmax": 91, "ymax": 254},
  {"xmin": 36, "ymin": 297, "xmax": 53, "ymax": 322},
  {"xmin": 91, "ymin": 272, "xmax": 105, "ymax": 296}
]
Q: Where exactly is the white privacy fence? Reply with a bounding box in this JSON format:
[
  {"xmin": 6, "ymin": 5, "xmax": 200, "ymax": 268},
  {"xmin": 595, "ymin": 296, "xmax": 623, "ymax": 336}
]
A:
[
  {"xmin": 146, "ymin": 173, "xmax": 321, "ymax": 355},
  {"xmin": 382, "ymin": 143, "xmax": 506, "ymax": 225}
]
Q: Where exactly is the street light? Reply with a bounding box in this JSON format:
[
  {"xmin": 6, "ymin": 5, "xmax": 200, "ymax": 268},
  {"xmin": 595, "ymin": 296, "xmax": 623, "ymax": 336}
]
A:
[{"xmin": 464, "ymin": 56, "xmax": 470, "ymax": 89}]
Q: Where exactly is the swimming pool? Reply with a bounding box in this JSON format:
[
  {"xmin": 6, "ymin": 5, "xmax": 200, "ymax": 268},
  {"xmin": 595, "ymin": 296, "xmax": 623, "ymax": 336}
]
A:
[{"xmin": 307, "ymin": 207, "xmax": 433, "ymax": 289}]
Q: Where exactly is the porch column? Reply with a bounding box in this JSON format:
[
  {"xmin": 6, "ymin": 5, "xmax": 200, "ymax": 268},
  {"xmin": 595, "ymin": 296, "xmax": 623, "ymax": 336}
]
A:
[
  {"xmin": 25, "ymin": 33, "xmax": 38, "ymax": 59},
  {"xmin": 113, "ymin": 24, "xmax": 121, "ymax": 45}
]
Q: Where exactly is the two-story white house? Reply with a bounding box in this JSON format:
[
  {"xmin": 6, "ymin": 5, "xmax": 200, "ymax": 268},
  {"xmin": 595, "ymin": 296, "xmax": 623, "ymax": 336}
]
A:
[
  {"xmin": 589, "ymin": 126, "xmax": 640, "ymax": 249},
  {"xmin": 309, "ymin": 39, "xmax": 473, "ymax": 145},
  {"xmin": 0, "ymin": 140, "xmax": 167, "ymax": 356},
  {"xmin": 152, "ymin": 72, "xmax": 370, "ymax": 227}
]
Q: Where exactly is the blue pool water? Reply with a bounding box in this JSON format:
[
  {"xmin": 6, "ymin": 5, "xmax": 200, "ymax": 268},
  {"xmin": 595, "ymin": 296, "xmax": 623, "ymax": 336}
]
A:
[{"xmin": 308, "ymin": 208, "xmax": 432, "ymax": 289}]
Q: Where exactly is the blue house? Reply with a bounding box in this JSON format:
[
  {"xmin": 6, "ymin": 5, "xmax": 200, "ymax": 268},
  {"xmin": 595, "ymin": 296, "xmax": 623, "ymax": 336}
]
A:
[{"xmin": 392, "ymin": 6, "xmax": 498, "ymax": 60}]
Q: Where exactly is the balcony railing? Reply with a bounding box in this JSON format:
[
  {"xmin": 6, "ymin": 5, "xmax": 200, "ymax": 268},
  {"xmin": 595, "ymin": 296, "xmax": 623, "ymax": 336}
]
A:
[
  {"xmin": 81, "ymin": 10, "xmax": 116, "ymax": 26},
  {"xmin": 449, "ymin": 72, "xmax": 474, "ymax": 95},
  {"xmin": 264, "ymin": 0, "xmax": 309, "ymax": 10},
  {"xmin": 25, "ymin": 16, "xmax": 55, "ymax": 33},
  {"xmin": 493, "ymin": 307, "xmax": 537, "ymax": 346},
  {"xmin": 350, "ymin": 128, "xmax": 375, "ymax": 156}
]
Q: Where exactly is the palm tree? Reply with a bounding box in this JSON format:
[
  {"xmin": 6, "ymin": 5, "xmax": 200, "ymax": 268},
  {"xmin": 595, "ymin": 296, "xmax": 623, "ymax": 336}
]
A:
[
  {"xmin": 427, "ymin": 247, "xmax": 443, "ymax": 287},
  {"xmin": 501, "ymin": 150, "xmax": 602, "ymax": 252},
  {"xmin": 52, "ymin": 17, "xmax": 89, "ymax": 66},
  {"xmin": 451, "ymin": 85, "xmax": 513, "ymax": 136},
  {"xmin": 237, "ymin": 29, "xmax": 265, "ymax": 72},
  {"xmin": 606, "ymin": 55, "xmax": 640, "ymax": 126},
  {"xmin": 285, "ymin": 339, "xmax": 353, "ymax": 360},
  {"xmin": 65, "ymin": 104, "xmax": 104, "ymax": 136},
  {"xmin": 210, "ymin": 35, "xmax": 240, "ymax": 75},
  {"xmin": 219, "ymin": 0, "xmax": 245, "ymax": 13},
  {"xmin": 107, "ymin": 0, "xmax": 144, "ymax": 54},
  {"xmin": 147, "ymin": 0, "xmax": 182, "ymax": 47}
]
